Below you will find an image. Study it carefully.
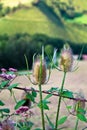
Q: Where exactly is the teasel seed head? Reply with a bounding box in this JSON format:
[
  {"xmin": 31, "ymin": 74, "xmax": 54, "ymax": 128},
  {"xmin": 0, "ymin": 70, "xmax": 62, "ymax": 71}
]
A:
[
  {"xmin": 33, "ymin": 57, "xmax": 47, "ymax": 84},
  {"xmin": 72, "ymin": 90, "xmax": 85, "ymax": 115},
  {"xmin": 59, "ymin": 44, "xmax": 73, "ymax": 72}
]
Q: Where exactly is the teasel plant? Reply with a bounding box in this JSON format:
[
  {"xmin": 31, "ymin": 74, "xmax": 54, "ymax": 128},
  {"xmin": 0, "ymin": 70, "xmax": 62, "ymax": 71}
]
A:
[
  {"xmin": 54, "ymin": 43, "xmax": 74, "ymax": 129},
  {"xmin": 72, "ymin": 90, "xmax": 86, "ymax": 130},
  {"xmin": 25, "ymin": 46, "xmax": 51, "ymax": 130}
]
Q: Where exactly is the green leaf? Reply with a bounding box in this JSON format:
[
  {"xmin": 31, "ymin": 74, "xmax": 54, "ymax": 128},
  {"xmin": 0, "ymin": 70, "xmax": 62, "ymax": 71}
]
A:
[
  {"xmin": 58, "ymin": 116, "xmax": 67, "ymax": 125},
  {"xmin": 47, "ymin": 87, "xmax": 59, "ymax": 93},
  {"xmin": 8, "ymin": 83, "xmax": 19, "ymax": 90},
  {"xmin": 0, "ymin": 80, "xmax": 9, "ymax": 89},
  {"xmin": 15, "ymin": 100, "xmax": 26, "ymax": 110},
  {"xmin": 32, "ymin": 88, "xmax": 37, "ymax": 97},
  {"xmin": 77, "ymin": 108, "xmax": 86, "ymax": 115},
  {"xmin": 0, "ymin": 108, "xmax": 10, "ymax": 113},
  {"xmin": 44, "ymin": 94, "xmax": 52, "ymax": 100},
  {"xmin": 0, "ymin": 100, "xmax": 5, "ymax": 106},
  {"xmin": 66, "ymin": 105, "xmax": 72, "ymax": 110},
  {"xmin": 77, "ymin": 113, "xmax": 87, "ymax": 122},
  {"xmin": 26, "ymin": 93, "xmax": 35, "ymax": 103},
  {"xmin": 46, "ymin": 114, "xmax": 54, "ymax": 129},
  {"xmin": 62, "ymin": 90, "xmax": 73, "ymax": 98},
  {"xmin": 18, "ymin": 71, "xmax": 32, "ymax": 75},
  {"xmin": 38, "ymin": 100, "xmax": 49, "ymax": 110}
]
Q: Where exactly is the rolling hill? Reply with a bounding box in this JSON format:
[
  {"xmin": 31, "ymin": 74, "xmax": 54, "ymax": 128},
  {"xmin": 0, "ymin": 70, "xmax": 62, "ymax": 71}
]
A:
[{"xmin": 0, "ymin": 0, "xmax": 87, "ymax": 43}]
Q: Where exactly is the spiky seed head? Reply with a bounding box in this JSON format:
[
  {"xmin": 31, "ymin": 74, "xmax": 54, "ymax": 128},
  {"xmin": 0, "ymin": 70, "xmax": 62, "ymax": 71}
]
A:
[
  {"xmin": 59, "ymin": 44, "xmax": 73, "ymax": 72},
  {"xmin": 72, "ymin": 90, "xmax": 85, "ymax": 115},
  {"xmin": 21, "ymin": 91, "xmax": 31, "ymax": 108},
  {"xmin": 33, "ymin": 58, "xmax": 47, "ymax": 84}
]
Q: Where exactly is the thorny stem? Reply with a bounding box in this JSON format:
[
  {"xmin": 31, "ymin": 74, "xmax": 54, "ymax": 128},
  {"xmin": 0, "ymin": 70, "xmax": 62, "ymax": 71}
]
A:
[{"xmin": 55, "ymin": 72, "xmax": 66, "ymax": 129}]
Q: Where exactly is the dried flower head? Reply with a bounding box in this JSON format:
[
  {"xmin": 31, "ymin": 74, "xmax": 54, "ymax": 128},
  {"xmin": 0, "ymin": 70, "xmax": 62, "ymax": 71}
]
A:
[
  {"xmin": 1, "ymin": 119, "xmax": 15, "ymax": 130},
  {"xmin": 59, "ymin": 44, "xmax": 73, "ymax": 72},
  {"xmin": 72, "ymin": 90, "xmax": 85, "ymax": 115},
  {"xmin": 33, "ymin": 58, "xmax": 47, "ymax": 84},
  {"xmin": 21, "ymin": 91, "xmax": 31, "ymax": 108}
]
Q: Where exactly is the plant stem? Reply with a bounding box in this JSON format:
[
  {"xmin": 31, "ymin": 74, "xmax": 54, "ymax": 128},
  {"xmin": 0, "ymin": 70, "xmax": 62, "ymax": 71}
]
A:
[
  {"xmin": 39, "ymin": 84, "xmax": 45, "ymax": 130},
  {"xmin": 75, "ymin": 117, "xmax": 79, "ymax": 130},
  {"xmin": 12, "ymin": 90, "xmax": 17, "ymax": 103},
  {"xmin": 55, "ymin": 72, "xmax": 66, "ymax": 129}
]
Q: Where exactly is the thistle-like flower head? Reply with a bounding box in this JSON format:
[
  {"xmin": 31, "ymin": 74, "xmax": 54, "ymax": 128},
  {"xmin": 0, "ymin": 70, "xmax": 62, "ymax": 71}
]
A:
[
  {"xmin": 33, "ymin": 57, "xmax": 47, "ymax": 84},
  {"xmin": 72, "ymin": 90, "xmax": 85, "ymax": 115},
  {"xmin": 59, "ymin": 44, "xmax": 73, "ymax": 72}
]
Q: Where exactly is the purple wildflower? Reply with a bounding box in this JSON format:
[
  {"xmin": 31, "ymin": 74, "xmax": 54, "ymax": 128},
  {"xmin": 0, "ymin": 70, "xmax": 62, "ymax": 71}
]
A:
[
  {"xmin": 15, "ymin": 106, "xmax": 29, "ymax": 115},
  {"xmin": 0, "ymin": 73, "xmax": 16, "ymax": 80},
  {"xmin": 1, "ymin": 119, "xmax": 15, "ymax": 130},
  {"xmin": 9, "ymin": 68, "xmax": 17, "ymax": 72},
  {"xmin": 6, "ymin": 74, "xmax": 16, "ymax": 80},
  {"xmin": 1, "ymin": 68, "xmax": 7, "ymax": 73},
  {"xmin": 0, "ymin": 127, "xmax": 2, "ymax": 130}
]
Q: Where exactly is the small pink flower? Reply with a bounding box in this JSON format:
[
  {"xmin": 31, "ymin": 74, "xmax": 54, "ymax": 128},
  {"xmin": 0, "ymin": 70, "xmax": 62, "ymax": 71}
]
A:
[
  {"xmin": 9, "ymin": 68, "xmax": 17, "ymax": 72},
  {"xmin": 1, "ymin": 68, "xmax": 7, "ymax": 73},
  {"xmin": 15, "ymin": 106, "xmax": 29, "ymax": 114}
]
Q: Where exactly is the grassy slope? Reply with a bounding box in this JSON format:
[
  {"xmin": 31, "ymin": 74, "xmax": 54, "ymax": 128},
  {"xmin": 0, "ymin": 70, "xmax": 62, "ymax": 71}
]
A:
[
  {"xmin": 67, "ymin": 14, "xmax": 87, "ymax": 24},
  {"xmin": 0, "ymin": 1, "xmax": 87, "ymax": 43}
]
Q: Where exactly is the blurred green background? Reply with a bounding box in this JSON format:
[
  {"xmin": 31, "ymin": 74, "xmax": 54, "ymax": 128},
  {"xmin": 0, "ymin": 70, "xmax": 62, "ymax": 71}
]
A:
[{"xmin": 0, "ymin": 0, "xmax": 87, "ymax": 69}]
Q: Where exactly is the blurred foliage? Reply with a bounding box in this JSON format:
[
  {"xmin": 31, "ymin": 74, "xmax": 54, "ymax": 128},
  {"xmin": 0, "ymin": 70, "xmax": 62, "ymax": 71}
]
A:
[{"xmin": 0, "ymin": 33, "xmax": 87, "ymax": 69}]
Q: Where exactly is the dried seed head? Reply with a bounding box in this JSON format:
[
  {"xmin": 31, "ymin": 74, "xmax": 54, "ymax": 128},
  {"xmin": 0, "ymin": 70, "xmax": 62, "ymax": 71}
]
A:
[
  {"xmin": 21, "ymin": 91, "xmax": 31, "ymax": 108},
  {"xmin": 72, "ymin": 90, "xmax": 85, "ymax": 115},
  {"xmin": 33, "ymin": 58, "xmax": 47, "ymax": 84},
  {"xmin": 59, "ymin": 44, "xmax": 73, "ymax": 72}
]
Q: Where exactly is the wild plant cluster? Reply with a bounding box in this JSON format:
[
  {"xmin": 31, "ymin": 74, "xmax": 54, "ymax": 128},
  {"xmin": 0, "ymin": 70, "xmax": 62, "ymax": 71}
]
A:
[{"xmin": 0, "ymin": 44, "xmax": 87, "ymax": 130}]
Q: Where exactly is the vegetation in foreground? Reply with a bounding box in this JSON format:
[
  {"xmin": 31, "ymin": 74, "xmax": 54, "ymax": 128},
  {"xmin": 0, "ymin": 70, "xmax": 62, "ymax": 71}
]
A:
[{"xmin": 0, "ymin": 44, "xmax": 87, "ymax": 130}]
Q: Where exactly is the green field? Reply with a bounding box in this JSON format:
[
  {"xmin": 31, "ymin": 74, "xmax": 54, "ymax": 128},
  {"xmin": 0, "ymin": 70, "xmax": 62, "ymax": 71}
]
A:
[
  {"xmin": 0, "ymin": 0, "xmax": 87, "ymax": 43},
  {"xmin": 67, "ymin": 14, "xmax": 87, "ymax": 24}
]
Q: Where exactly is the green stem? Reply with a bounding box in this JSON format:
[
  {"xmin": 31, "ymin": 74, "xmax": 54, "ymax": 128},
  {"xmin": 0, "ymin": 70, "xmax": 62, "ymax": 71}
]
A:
[
  {"xmin": 75, "ymin": 117, "xmax": 79, "ymax": 130},
  {"xmin": 12, "ymin": 90, "xmax": 17, "ymax": 103},
  {"xmin": 55, "ymin": 72, "xmax": 66, "ymax": 129},
  {"xmin": 39, "ymin": 84, "xmax": 45, "ymax": 130}
]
